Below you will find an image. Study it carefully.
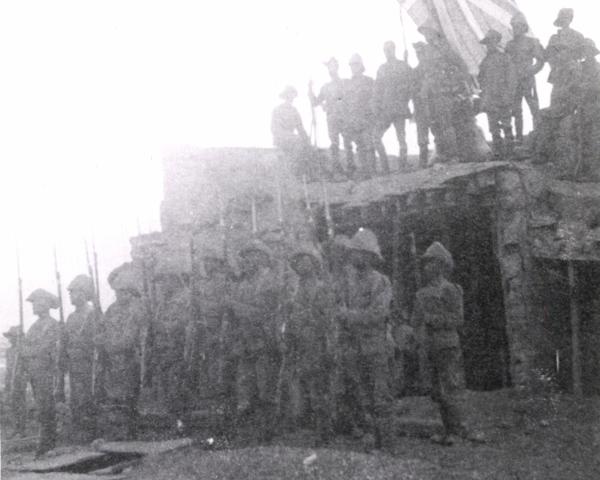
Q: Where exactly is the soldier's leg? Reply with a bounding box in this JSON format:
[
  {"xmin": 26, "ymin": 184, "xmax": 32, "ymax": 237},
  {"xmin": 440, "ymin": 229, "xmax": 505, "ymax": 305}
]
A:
[
  {"xmin": 70, "ymin": 372, "xmax": 96, "ymax": 442},
  {"xmin": 373, "ymin": 119, "xmax": 391, "ymax": 173},
  {"xmin": 512, "ymin": 93, "xmax": 525, "ymax": 144},
  {"xmin": 371, "ymin": 353, "xmax": 393, "ymax": 449},
  {"xmin": 236, "ymin": 353, "xmax": 257, "ymax": 415},
  {"xmin": 487, "ymin": 110, "xmax": 503, "ymax": 158},
  {"xmin": 327, "ymin": 116, "xmax": 346, "ymax": 176},
  {"xmin": 31, "ymin": 372, "xmax": 57, "ymax": 455},
  {"xmin": 523, "ymin": 86, "xmax": 540, "ymax": 130},
  {"xmin": 342, "ymin": 132, "xmax": 356, "ymax": 173},
  {"xmin": 308, "ymin": 365, "xmax": 331, "ymax": 445},
  {"xmin": 358, "ymin": 128, "xmax": 377, "ymax": 179},
  {"xmin": 416, "ymin": 116, "xmax": 430, "ymax": 169},
  {"xmin": 499, "ymin": 108, "xmax": 515, "ymax": 156},
  {"xmin": 393, "ymin": 117, "xmax": 408, "ymax": 169},
  {"xmin": 11, "ymin": 364, "xmax": 28, "ymax": 436},
  {"xmin": 256, "ymin": 349, "xmax": 280, "ymax": 442}
]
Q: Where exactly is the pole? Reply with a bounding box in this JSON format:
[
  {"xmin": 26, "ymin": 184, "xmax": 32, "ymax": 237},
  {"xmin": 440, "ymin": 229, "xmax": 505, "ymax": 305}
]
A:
[
  {"xmin": 399, "ymin": 4, "xmax": 409, "ymax": 62},
  {"xmin": 251, "ymin": 196, "xmax": 258, "ymax": 237},
  {"xmin": 11, "ymin": 241, "xmax": 25, "ymax": 399},
  {"xmin": 568, "ymin": 261, "xmax": 582, "ymax": 395},
  {"xmin": 86, "ymin": 239, "xmax": 102, "ymax": 398},
  {"xmin": 92, "ymin": 233, "xmax": 101, "ymax": 308},
  {"xmin": 53, "ymin": 246, "xmax": 66, "ymax": 403}
]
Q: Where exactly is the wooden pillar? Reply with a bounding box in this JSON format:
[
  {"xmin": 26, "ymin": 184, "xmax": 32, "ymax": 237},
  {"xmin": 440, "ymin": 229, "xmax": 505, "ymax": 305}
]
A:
[{"xmin": 568, "ymin": 262, "xmax": 582, "ymax": 395}]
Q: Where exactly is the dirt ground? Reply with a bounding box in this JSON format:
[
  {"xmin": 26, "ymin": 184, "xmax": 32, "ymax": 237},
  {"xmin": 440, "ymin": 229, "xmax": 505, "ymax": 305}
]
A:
[{"xmin": 2, "ymin": 389, "xmax": 599, "ymax": 479}]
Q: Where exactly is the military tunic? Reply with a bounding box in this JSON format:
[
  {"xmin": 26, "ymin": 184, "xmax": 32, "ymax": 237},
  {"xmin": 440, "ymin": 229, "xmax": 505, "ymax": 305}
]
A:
[
  {"xmin": 411, "ymin": 278, "xmax": 465, "ymax": 436},
  {"xmin": 4, "ymin": 340, "xmax": 27, "ymax": 435},
  {"xmin": 65, "ymin": 303, "xmax": 99, "ymax": 435},
  {"xmin": 21, "ymin": 314, "xmax": 59, "ymax": 451}
]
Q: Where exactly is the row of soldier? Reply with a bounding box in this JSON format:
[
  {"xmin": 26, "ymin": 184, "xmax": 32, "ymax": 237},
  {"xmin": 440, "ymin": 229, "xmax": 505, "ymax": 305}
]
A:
[
  {"xmin": 271, "ymin": 8, "xmax": 600, "ymax": 180},
  {"xmin": 4, "ymin": 229, "xmax": 469, "ymax": 455}
]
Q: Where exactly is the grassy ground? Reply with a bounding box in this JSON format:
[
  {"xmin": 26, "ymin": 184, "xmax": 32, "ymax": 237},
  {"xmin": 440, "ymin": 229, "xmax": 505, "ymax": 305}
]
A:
[{"xmin": 128, "ymin": 389, "xmax": 600, "ymax": 480}]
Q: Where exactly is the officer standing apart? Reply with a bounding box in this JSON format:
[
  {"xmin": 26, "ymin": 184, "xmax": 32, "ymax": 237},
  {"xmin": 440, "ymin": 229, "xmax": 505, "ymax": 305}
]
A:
[
  {"xmin": 411, "ymin": 242, "xmax": 467, "ymax": 445},
  {"xmin": 374, "ymin": 41, "xmax": 413, "ymax": 173},
  {"xmin": 478, "ymin": 29, "xmax": 517, "ymax": 159},
  {"xmin": 65, "ymin": 274, "xmax": 99, "ymax": 443},
  {"xmin": 339, "ymin": 228, "xmax": 393, "ymax": 450},
  {"xmin": 309, "ymin": 57, "xmax": 353, "ymax": 177},
  {"xmin": 21, "ymin": 289, "xmax": 60, "ymax": 456},
  {"xmin": 505, "ymin": 13, "xmax": 545, "ymax": 144}
]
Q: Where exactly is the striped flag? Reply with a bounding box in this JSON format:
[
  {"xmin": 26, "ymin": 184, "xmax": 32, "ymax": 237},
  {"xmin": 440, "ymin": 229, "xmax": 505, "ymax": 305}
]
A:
[{"xmin": 399, "ymin": 0, "xmax": 530, "ymax": 75}]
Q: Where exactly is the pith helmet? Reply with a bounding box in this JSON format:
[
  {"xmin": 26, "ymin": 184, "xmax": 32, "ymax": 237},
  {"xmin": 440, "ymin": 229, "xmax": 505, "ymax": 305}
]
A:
[
  {"xmin": 289, "ymin": 242, "xmax": 323, "ymax": 272},
  {"xmin": 332, "ymin": 234, "xmax": 353, "ymax": 250},
  {"xmin": 279, "ymin": 85, "xmax": 298, "ymax": 101},
  {"xmin": 67, "ymin": 274, "xmax": 95, "ymax": 301},
  {"xmin": 350, "ymin": 228, "xmax": 383, "ymax": 261},
  {"xmin": 510, "ymin": 12, "xmax": 529, "ymax": 29},
  {"xmin": 323, "ymin": 57, "xmax": 339, "ymax": 69},
  {"xmin": 349, "ymin": 53, "xmax": 366, "ymax": 73},
  {"xmin": 112, "ymin": 269, "xmax": 141, "ymax": 296},
  {"xmin": 480, "ymin": 29, "xmax": 503, "ymax": 46},
  {"xmin": 3, "ymin": 326, "xmax": 20, "ymax": 340},
  {"xmin": 583, "ymin": 38, "xmax": 600, "ymax": 56},
  {"xmin": 412, "ymin": 41, "xmax": 427, "ymax": 51},
  {"xmin": 239, "ymin": 238, "xmax": 273, "ymax": 259},
  {"xmin": 422, "ymin": 241, "xmax": 454, "ymax": 271},
  {"xmin": 26, "ymin": 289, "xmax": 59, "ymax": 309},
  {"xmin": 554, "ymin": 8, "xmax": 574, "ymax": 28}
]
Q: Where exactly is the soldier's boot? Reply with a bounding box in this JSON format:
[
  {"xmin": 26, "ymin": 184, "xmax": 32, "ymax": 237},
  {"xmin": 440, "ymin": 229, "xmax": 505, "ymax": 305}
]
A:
[
  {"xmin": 419, "ymin": 145, "xmax": 429, "ymax": 169},
  {"xmin": 258, "ymin": 401, "xmax": 277, "ymax": 444},
  {"xmin": 313, "ymin": 409, "xmax": 331, "ymax": 447}
]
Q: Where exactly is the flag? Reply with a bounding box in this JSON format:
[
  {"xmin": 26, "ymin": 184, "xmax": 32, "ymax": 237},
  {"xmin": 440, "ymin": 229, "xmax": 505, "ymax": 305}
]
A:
[{"xmin": 399, "ymin": 0, "xmax": 530, "ymax": 75}]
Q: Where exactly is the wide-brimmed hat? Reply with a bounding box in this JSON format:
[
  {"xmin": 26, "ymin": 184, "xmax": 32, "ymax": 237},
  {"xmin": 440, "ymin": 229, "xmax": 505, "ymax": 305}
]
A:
[
  {"xmin": 322, "ymin": 57, "xmax": 339, "ymax": 69},
  {"xmin": 279, "ymin": 85, "xmax": 298, "ymax": 101},
  {"xmin": 421, "ymin": 241, "xmax": 454, "ymax": 271},
  {"xmin": 480, "ymin": 29, "xmax": 503, "ymax": 46},
  {"xmin": 3, "ymin": 326, "xmax": 20, "ymax": 340},
  {"xmin": 289, "ymin": 242, "xmax": 322, "ymax": 272},
  {"xmin": 583, "ymin": 38, "xmax": 600, "ymax": 56},
  {"xmin": 67, "ymin": 274, "xmax": 95, "ymax": 301},
  {"xmin": 349, "ymin": 228, "xmax": 383, "ymax": 262},
  {"xmin": 510, "ymin": 12, "xmax": 529, "ymax": 29},
  {"xmin": 26, "ymin": 288, "xmax": 59, "ymax": 309},
  {"xmin": 554, "ymin": 8, "xmax": 574, "ymax": 28}
]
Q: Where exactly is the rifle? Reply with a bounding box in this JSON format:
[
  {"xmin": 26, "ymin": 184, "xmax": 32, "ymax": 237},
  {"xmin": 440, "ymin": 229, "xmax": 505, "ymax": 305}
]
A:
[
  {"xmin": 53, "ymin": 246, "xmax": 66, "ymax": 403},
  {"xmin": 10, "ymin": 241, "xmax": 25, "ymax": 402},
  {"xmin": 86, "ymin": 239, "xmax": 102, "ymax": 398}
]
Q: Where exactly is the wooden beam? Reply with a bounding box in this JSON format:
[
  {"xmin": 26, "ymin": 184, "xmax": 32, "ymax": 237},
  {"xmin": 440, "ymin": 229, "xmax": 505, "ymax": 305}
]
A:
[{"xmin": 568, "ymin": 261, "xmax": 582, "ymax": 395}]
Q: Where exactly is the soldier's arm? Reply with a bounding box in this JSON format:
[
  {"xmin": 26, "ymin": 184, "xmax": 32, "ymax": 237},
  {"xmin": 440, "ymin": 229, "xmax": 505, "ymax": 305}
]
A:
[
  {"xmin": 293, "ymin": 109, "xmax": 310, "ymax": 142},
  {"xmin": 347, "ymin": 275, "xmax": 392, "ymax": 327},
  {"xmin": 530, "ymin": 39, "xmax": 546, "ymax": 77}
]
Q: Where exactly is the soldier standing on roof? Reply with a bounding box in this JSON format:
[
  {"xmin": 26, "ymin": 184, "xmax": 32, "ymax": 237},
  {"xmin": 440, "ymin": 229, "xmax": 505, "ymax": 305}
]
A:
[
  {"xmin": 21, "ymin": 289, "xmax": 60, "ymax": 456},
  {"xmin": 338, "ymin": 229, "xmax": 393, "ymax": 450},
  {"xmin": 578, "ymin": 39, "xmax": 600, "ymax": 181},
  {"xmin": 411, "ymin": 242, "xmax": 468, "ymax": 446},
  {"xmin": 309, "ymin": 57, "xmax": 353, "ymax": 177},
  {"xmin": 64, "ymin": 274, "xmax": 99, "ymax": 443},
  {"xmin": 271, "ymin": 85, "xmax": 312, "ymax": 178},
  {"xmin": 283, "ymin": 243, "xmax": 335, "ymax": 445},
  {"xmin": 412, "ymin": 41, "xmax": 433, "ymax": 169},
  {"xmin": 344, "ymin": 54, "xmax": 376, "ymax": 179},
  {"xmin": 505, "ymin": 13, "xmax": 545, "ymax": 144},
  {"xmin": 478, "ymin": 29, "xmax": 517, "ymax": 159},
  {"xmin": 373, "ymin": 41, "xmax": 413, "ymax": 173},
  {"xmin": 97, "ymin": 265, "xmax": 145, "ymax": 440},
  {"xmin": 3, "ymin": 326, "xmax": 27, "ymax": 438},
  {"xmin": 229, "ymin": 239, "xmax": 281, "ymax": 441}
]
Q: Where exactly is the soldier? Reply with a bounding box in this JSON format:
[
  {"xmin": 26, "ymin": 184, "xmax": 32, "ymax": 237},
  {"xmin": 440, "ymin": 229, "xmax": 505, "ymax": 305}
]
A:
[
  {"xmin": 309, "ymin": 57, "xmax": 353, "ymax": 176},
  {"xmin": 505, "ymin": 13, "xmax": 545, "ymax": 144},
  {"xmin": 283, "ymin": 243, "xmax": 335, "ymax": 445},
  {"xmin": 153, "ymin": 272, "xmax": 192, "ymax": 427},
  {"xmin": 3, "ymin": 326, "xmax": 27, "ymax": 438},
  {"xmin": 271, "ymin": 85, "xmax": 312, "ymax": 178},
  {"xmin": 64, "ymin": 274, "xmax": 98, "ymax": 442},
  {"xmin": 412, "ymin": 41, "xmax": 433, "ymax": 168},
  {"xmin": 374, "ymin": 41, "xmax": 413, "ymax": 172},
  {"xmin": 411, "ymin": 242, "xmax": 467, "ymax": 445},
  {"xmin": 478, "ymin": 29, "xmax": 517, "ymax": 159},
  {"xmin": 338, "ymin": 228, "xmax": 393, "ymax": 450},
  {"xmin": 229, "ymin": 239, "xmax": 281, "ymax": 441},
  {"xmin": 545, "ymin": 8, "xmax": 586, "ymax": 115},
  {"xmin": 21, "ymin": 289, "xmax": 60, "ymax": 456},
  {"xmin": 97, "ymin": 265, "xmax": 145, "ymax": 440},
  {"xmin": 579, "ymin": 38, "xmax": 600, "ymax": 180},
  {"xmin": 344, "ymin": 54, "xmax": 376, "ymax": 179}
]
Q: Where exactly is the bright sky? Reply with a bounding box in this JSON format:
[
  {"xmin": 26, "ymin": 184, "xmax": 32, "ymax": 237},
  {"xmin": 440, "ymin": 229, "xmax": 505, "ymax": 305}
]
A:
[{"xmin": 0, "ymin": 0, "xmax": 598, "ymax": 333}]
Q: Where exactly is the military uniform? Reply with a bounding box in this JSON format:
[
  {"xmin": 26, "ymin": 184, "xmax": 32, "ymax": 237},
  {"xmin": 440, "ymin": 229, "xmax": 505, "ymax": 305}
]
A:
[
  {"xmin": 374, "ymin": 42, "xmax": 412, "ymax": 171},
  {"xmin": 64, "ymin": 275, "xmax": 98, "ymax": 440},
  {"xmin": 3, "ymin": 327, "xmax": 27, "ymax": 437},
  {"xmin": 478, "ymin": 30, "xmax": 517, "ymax": 158},
  {"xmin": 579, "ymin": 39, "xmax": 600, "ymax": 180},
  {"xmin": 411, "ymin": 242, "xmax": 466, "ymax": 442},
  {"xmin": 310, "ymin": 57, "xmax": 353, "ymax": 174},
  {"xmin": 344, "ymin": 54, "xmax": 376, "ymax": 178},
  {"xmin": 339, "ymin": 229, "xmax": 393, "ymax": 448},
  {"xmin": 229, "ymin": 240, "xmax": 282, "ymax": 439},
  {"xmin": 21, "ymin": 289, "xmax": 60, "ymax": 455},
  {"xmin": 505, "ymin": 13, "xmax": 545, "ymax": 142},
  {"xmin": 284, "ymin": 244, "xmax": 335, "ymax": 442},
  {"xmin": 412, "ymin": 42, "xmax": 433, "ymax": 168},
  {"xmin": 97, "ymin": 267, "xmax": 145, "ymax": 440}
]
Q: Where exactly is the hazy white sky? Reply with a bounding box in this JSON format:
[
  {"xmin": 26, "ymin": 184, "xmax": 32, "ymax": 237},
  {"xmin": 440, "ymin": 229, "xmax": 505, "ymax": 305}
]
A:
[{"xmin": 0, "ymin": 0, "xmax": 598, "ymax": 333}]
